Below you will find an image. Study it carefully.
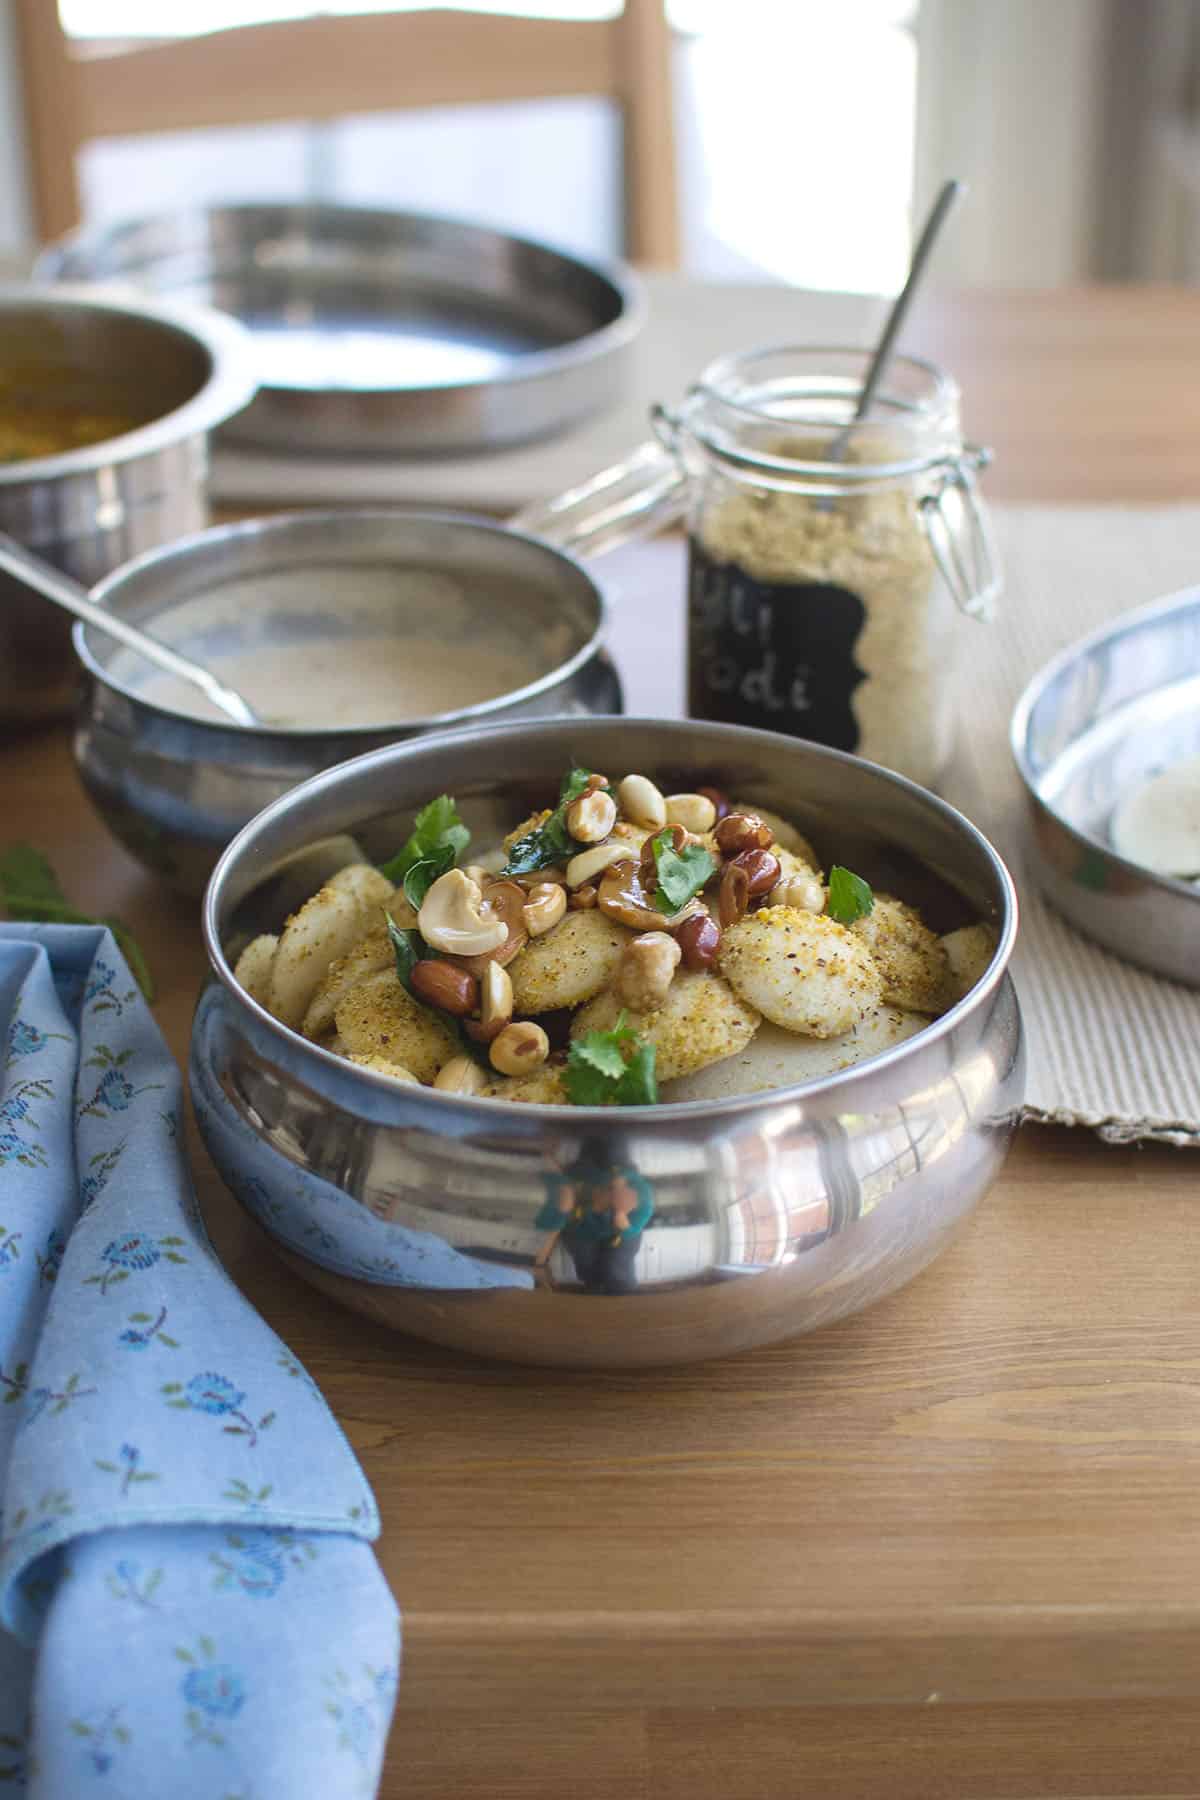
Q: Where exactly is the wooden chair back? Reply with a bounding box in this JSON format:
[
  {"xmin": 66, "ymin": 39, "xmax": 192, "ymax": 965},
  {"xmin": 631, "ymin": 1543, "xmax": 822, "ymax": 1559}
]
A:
[{"xmin": 13, "ymin": 2, "xmax": 678, "ymax": 263}]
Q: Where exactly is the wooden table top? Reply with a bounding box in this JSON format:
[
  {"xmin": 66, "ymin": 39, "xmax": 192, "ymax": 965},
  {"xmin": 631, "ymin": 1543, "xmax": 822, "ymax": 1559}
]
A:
[{"xmin": 7, "ymin": 284, "xmax": 1200, "ymax": 1800}]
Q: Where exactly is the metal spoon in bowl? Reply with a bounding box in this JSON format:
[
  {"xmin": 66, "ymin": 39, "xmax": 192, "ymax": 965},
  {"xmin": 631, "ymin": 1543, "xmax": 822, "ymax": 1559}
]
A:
[
  {"xmin": 0, "ymin": 531, "xmax": 263, "ymax": 727},
  {"xmin": 826, "ymin": 177, "xmax": 966, "ymax": 466}
]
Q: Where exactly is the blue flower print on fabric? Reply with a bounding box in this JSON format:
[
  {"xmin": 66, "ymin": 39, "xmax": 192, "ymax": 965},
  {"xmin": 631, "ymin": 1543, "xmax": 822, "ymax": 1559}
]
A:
[
  {"xmin": 0, "ymin": 1225, "xmax": 21, "ymax": 1271},
  {"xmin": 6, "ymin": 1018, "xmax": 68, "ymax": 1066},
  {"xmin": 84, "ymin": 959, "xmax": 138, "ymax": 1018},
  {"xmin": 178, "ymin": 1637, "xmax": 246, "ymax": 1747},
  {"xmin": 0, "ymin": 1077, "xmax": 54, "ymax": 1169},
  {"xmin": 119, "ymin": 1305, "xmax": 179, "ymax": 1351},
  {"xmin": 94, "ymin": 1444, "xmax": 160, "ymax": 1497},
  {"xmin": 325, "ymin": 1664, "xmax": 398, "ymax": 1772},
  {"xmin": 77, "ymin": 1047, "xmax": 163, "ymax": 1120},
  {"xmin": 106, "ymin": 1558, "xmax": 163, "ymax": 1609},
  {"xmin": 210, "ymin": 1527, "xmax": 319, "ymax": 1598},
  {"xmin": 86, "ymin": 1232, "xmax": 187, "ymax": 1295},
  {"xmin": 36, "ymin": 1226, "xmax": 65, "ymax": 1284},
  {"xmin": 162, "ymin": 1374, "xmax": 275, "ymax": 1448},
  {"xmin": 69, "ymin": 1704, "xmax": 132, "ymax": 1775}
]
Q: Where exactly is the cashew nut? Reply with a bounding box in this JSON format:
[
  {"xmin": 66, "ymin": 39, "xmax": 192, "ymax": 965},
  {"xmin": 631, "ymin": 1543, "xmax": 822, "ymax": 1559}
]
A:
[
  {"xmin": 566, "ymin": 841, "xmax": 634, "ymax": 888},
  {"xmin": 523, "ymin": 881, "xmax": 567, "ymax": 936},
  {"xmin": 615, "ymin": 932, "xmax": 682, "ymax": 1012},
  {"xmin": 617, "ymin": 773, "xmax": 667, "ymax": 830},
  {"xmin": 418, "ymin": 869, "xmax": 508, "ymax": 957},
  {"xmin": 434, "ymin": 1054, "xmax": 490, "ymax": 1096},
  {"xmin": 566, "ymin": 789, "xmax": 617, "ymax": 844},
  {"xmin": 664, "ymin": 792, "xmax": 718, "ymax": 834}
]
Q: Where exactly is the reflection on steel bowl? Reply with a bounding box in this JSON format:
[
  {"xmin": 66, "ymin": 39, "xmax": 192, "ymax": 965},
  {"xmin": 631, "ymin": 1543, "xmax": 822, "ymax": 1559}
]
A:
[
  {"xmin": 192, "ymin": 717, "xmax": 1024, "ymax": 1369},
  {"xmin": 0, "ymin": 285, "xmax": 255, "ymax": 729},
  {"xmin": 72, "ymin": 510, "xmax": 622, "ymax": 895}
]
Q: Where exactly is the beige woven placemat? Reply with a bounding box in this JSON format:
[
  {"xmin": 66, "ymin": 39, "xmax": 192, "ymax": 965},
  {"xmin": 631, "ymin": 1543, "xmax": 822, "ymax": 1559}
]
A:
[{"xmin": 942, "ymin": 504, "xmax": 1200, "ymax": 1146}]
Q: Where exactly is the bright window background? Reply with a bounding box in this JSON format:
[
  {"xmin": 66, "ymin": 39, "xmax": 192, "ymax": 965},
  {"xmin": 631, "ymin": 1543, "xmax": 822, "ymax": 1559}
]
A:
[{"xmin": 61, "ymin": 0, "xmax": 917, "ymax": 295}]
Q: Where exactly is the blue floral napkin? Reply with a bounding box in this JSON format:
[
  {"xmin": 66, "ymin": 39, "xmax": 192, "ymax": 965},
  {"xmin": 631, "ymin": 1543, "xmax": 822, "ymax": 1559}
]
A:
[{"xmin": 0, "ymin": 925, "xmax": 400, "ymax": 1796}]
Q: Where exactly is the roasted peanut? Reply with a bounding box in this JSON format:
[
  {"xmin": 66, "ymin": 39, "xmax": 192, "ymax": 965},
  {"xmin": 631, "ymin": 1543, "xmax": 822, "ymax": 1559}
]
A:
[
  {"xmin": 433, "ymin": 1054, "xmax": 490, "ymax": 1096},
  {"xmin": 566, "ymin": 789, "xmax": 617, "ymax": 844},
  {"xmin": 664, "ymin": 792, "xmax": 718, "ymax": 834},
  {"xmin": 715, "ymin": 811, "xmax": 773, "ymax": 856},
  {"xmin": 718, "ymin": 862, "xmax": 750, "ymax": 928},
  {"xmin": 696, "ymin": 785, "xmax": 730, "ymax": 822},
  {"xmin": 615, "ymin": 932, "xmax": 682, "ymax": 1012},
  {"xmin": 676, "ymin": 912, "xmax": 721, "ymax": 970},
  {"xmin": 410, "ymin": 959, "xmax": 479, "ymax": 1016},
  {"xmin": 566, "ymin": 841, "xmax": 631, "ymax": 888},
  {"xmin": 616, "ymin": 773, "xmax": 667, "ymax": 831},
  {"xmin": 489, "ymin": 1020, "xmax": 550, "ymax": 1076},
  {"xmin": 523, "ymin": 881, "xmax": 567, "ymax": 936},
  {"xmin": 731, "ymin": 848, "xmax": 781, "ymax": 896},
  {"xmin": 599, "ymin": 859, "xmax": 699, "ymax": 933}
]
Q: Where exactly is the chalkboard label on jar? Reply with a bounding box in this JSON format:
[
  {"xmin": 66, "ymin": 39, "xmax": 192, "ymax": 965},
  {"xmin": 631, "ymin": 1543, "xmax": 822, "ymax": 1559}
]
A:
[{"xmin": 687, "ymin": 541, "xmax": 868, "ymax": 748}]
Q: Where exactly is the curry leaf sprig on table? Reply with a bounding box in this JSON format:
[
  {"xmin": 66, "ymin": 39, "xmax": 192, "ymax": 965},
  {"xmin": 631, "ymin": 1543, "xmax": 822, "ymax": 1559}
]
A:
[
  {"xmin": 825, "ymin": 864, "xmax": 875, "ymax": 926},
  {"xmin": 564, "ymin": 1012, "xmax": 658, "ymax": 1107},
  {"xmin": 650, "ymin": 830, "xmax": 716, "ymax": 915},
  {"xmin": 502, "ymin": 765, "xmax": 614, "ymax": 878},
  {"xmin": 0, "ymin": 844, "xmax": 155, "ymax": 999},
  {"xmin": 378, "ymin": 794, "xmax": 471, "ymax": 905}
]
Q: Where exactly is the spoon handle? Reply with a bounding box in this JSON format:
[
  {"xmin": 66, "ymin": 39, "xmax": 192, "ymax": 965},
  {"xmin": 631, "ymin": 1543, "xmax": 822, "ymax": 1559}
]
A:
[
  {"xmin": 0, "ymin": 532, "xmax": 261, "ymax": 728},
  {"xmin": 828, "ymin": 178, "xmax": 966, "ymax": 461}
]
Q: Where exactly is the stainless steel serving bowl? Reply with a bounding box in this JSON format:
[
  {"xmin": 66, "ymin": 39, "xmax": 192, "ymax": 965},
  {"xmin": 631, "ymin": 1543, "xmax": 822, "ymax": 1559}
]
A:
[
  {"xmin": 72, "ymin": 509, "xmax": 621, "ymax": 893},
  {"xmin": 192, "ymin": 717, "xmax": 1024, "ymax": 1369},
  {"xmin": 38, "ymin": 202, "xmax": 644, "ymax": 457},
  {"xmin": 0, "ymin": 285, "xmax": 255, "ymax": 727},
  {"xmin": 1011, "ymin": 583, "xmax": 1200, "ymax": 986}
]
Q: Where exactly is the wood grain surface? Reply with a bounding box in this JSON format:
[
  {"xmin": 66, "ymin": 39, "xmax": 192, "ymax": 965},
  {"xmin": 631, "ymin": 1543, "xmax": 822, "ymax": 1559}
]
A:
[{"xmin": 6, "ymin": 286, "xmax": 1200, "ymax": 1799}]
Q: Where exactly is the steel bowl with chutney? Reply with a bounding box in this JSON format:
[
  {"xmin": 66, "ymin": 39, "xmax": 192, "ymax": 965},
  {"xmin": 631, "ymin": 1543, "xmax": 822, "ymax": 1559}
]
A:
[
  {"xmin": 0, "ymin": 284, "xmax": 255, "ymax": 727},
  {"xmin": 72, "ymin": 508, "xmax": 621, "ymax": 893},
  {"xmin": 192, "ymin": 717, "xmax": 1024, "ymax": 1369}
]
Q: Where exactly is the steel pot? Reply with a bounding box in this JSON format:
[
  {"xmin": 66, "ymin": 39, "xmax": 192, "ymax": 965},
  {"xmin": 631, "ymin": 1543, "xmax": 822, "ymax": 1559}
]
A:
[{"xmin": 0, "ymin": 285, "xmax": 255, "ymax": 728}]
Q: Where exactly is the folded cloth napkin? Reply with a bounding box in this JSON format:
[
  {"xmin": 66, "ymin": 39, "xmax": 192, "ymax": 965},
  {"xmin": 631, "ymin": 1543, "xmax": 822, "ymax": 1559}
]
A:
[{"xmin": 0, "ymin": 924, "xmax": 400, "ymax": 1797}]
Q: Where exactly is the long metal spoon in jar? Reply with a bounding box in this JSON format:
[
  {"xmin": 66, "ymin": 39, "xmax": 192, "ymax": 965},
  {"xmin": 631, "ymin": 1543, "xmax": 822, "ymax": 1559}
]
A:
[
  {"xmin": 826, "ymin": 177, "xmax": 966, "ymax": 466},
  {"xmin": 0, "ymin": 532, "xmax": 263, "ymax": 728}
]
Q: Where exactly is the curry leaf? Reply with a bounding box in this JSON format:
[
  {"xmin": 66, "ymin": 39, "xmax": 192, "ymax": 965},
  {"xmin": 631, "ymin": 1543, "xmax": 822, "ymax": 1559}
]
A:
[
  {"xmin": 378, "ymin": 795, "xmax": 469, "ymax": 886},
  {"xmin": 400, "ymin": 843, "xmax": 458, "ymax": 911},
  {"xmin": 385, "ymin": 916, "xmax": 424, "ymax": 995}
]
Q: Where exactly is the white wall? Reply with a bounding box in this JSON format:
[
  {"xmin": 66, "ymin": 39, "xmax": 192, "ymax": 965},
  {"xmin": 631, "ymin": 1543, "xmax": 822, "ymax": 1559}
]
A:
[{"xmin": 0, "ymin": 0, "xmax": 31, "ymax": 253}]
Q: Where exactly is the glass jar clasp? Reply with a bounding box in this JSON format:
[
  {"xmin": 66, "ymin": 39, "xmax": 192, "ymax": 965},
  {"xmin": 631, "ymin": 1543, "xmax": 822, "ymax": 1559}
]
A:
[{"xmin": 919, "ymin": 444, "xmax": 1003, "ymax": 622}]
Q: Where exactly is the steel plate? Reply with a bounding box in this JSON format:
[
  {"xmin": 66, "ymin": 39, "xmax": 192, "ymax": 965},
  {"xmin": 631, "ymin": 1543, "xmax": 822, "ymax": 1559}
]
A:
[
  {"xmin": 1011, "ymin": 583, "xmax": 1200, "ymax": 985},
  {"xmin": 37, "ymin": 202, "xmax": 644, "ymax": 458}
]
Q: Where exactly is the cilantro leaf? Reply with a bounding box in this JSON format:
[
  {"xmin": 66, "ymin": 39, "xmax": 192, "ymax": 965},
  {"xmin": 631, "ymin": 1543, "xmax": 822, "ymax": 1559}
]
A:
[
  {"xmin": 379, "ymin": 795, "xmax": 469, "ymax": 886},
  {"xmin": 564, "ymin": 1011, "xmax": 659, "ymax": 1107},
  {"xmin": 825, "ymin": 864, "xmax": 874, "ymax": 925},
  {"xmin": 0, "ymin": 844, "xmax": 155, "ymax": 999},
  {"xmin": 650, "ymin": 831, "xmax": 717, "ymax": 914},
  {"xmin": 502, "ymin": 764, "xmax": 609, "ymax": 877},
  {"xmin": 385, "ymin": 915, "xmax": 424, "ymax": 995}
]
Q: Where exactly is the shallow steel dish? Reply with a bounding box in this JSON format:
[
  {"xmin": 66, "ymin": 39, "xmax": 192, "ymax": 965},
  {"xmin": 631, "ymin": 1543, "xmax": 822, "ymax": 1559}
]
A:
[
  {"xmin": 38, "ymin": 202, "xmax": 643, "ymax": 457},
  {"xmin": 0, "ymin": 285, "xmax": 254, "ymax": 727},
  {"xmin": 72, "ymin": 509, "xmax": 621, "ymax": 894},
  {"xmin": 192, "ymin": 717, "xmax": 1023, "ymax": 1369},
  {"xmin": 1011, "ymin": 584, "xmax": 1200, "ymax": 986}
]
